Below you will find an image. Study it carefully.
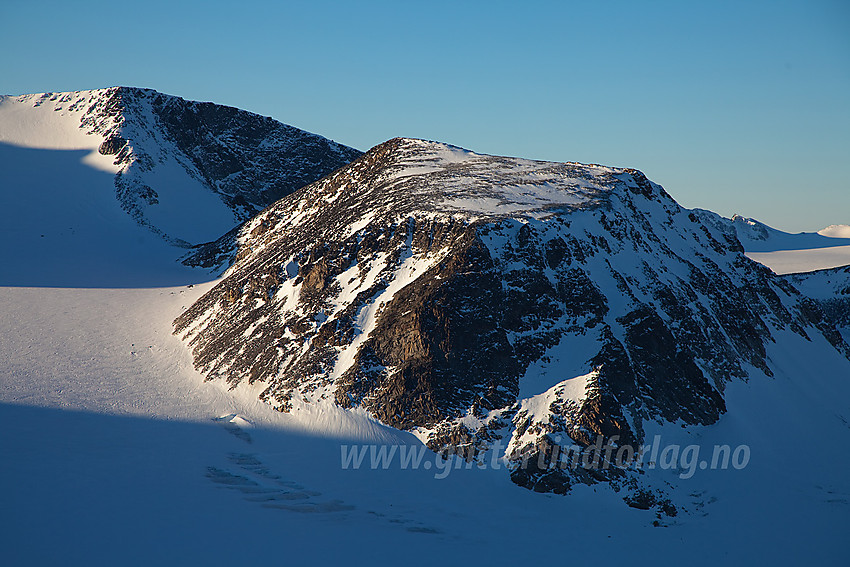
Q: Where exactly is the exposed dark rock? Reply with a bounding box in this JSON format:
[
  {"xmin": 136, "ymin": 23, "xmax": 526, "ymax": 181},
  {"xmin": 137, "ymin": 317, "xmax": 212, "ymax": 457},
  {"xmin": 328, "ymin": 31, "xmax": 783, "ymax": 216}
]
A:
[
  {"xmin": 146, "ymin": 90, "xmax": 362, "ymax": 220},
  {"xmin": 98, "ymin": 134, "xmax": 125, "ymax": 155},
  {"xmin": 623, "ymin": 485, "xmax": 677, "ymax": 517}
]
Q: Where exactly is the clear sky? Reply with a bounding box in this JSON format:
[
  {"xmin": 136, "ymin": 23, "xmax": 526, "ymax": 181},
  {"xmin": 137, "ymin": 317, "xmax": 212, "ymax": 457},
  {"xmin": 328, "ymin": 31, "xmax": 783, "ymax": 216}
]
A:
[{"xmin": 2, "ymin": 0, "xmax": 847, "ymax": 232}]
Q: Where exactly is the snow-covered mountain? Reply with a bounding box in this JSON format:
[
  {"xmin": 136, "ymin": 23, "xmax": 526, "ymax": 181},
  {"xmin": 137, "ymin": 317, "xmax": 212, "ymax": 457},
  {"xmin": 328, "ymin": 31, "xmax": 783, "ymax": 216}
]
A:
[
  {"xmin": 818, "ymin": 224, "xmax": 850, "ymax": 239},
  {"xmin": 0, "ymin": 87, "xmax": 360, "ymax": 285},
  {"xmin": 174, "ymin": 138, "xmax": 850, "ymax": 509}
]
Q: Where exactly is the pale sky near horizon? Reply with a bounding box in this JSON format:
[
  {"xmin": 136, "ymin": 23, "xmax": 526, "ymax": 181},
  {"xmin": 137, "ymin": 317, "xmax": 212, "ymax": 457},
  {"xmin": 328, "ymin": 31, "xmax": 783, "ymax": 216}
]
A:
[{"xmin": 2, "ymin": 0, "xmax": 847, "ymax": 232}]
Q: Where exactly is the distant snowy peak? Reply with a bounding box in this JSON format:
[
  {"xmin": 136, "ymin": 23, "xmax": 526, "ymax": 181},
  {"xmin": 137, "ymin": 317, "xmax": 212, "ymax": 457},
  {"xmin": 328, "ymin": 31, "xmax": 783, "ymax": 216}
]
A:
[
  {"xmin": 0, "ymin": 87, "xmax": 361, "ymax": 246},
  {"xmin": 729, "ymin": 214, "xmax": 770, "ymax": 242},
  {"xmin": 819, "ymin": 224, "xmax": 850, "ymax": 239}
]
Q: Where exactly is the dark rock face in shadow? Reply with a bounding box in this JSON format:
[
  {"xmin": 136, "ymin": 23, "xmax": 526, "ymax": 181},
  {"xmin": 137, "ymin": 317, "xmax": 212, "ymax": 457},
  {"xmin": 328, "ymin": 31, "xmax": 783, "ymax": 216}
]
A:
[
  {"xmin": 145, "ymin": 89, "xmax": 363, "ymax": 220},
  {"xmin": 784, "ymin": 265, "xmax": 850, "ymax": 352}
]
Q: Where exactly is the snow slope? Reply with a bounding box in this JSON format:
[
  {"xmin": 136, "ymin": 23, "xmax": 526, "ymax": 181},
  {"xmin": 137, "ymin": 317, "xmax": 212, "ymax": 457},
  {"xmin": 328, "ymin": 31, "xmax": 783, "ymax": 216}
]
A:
[
  {"xmin": 0, "ymin": 90, "xmax": 236, "ymax": 244},
  {"xmin": 0, "ymin": 91, "xmax": 201, "ymax": 286},
  {"xmin": 747, "ymin": 244, "xmax": 850, "ymax": 275},
  {"xmin": 0, "ymin": 142, "xmax": 209, "ymax": 287}
]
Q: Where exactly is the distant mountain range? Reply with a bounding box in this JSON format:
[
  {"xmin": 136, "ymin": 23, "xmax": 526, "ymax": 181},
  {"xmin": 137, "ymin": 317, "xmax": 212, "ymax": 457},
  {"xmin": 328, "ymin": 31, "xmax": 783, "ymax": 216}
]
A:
[{"xmin": 692, "ymin": 210, "xmax": 850, "ymax": 275}]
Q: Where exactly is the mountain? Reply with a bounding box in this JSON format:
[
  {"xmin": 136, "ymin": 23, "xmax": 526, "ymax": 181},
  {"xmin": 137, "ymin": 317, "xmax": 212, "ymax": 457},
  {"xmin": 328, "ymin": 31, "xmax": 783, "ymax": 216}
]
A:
[
  {"xmin": 0, "ymin": 87, "xmax": 361, "ymax": 286},
  {"xmin": 174, "ymin": 138, "xmax": 850, "ymax": 509},
  {"xmin": 4, "ymin": 100, "xmax": 849, "ymax": 564}
]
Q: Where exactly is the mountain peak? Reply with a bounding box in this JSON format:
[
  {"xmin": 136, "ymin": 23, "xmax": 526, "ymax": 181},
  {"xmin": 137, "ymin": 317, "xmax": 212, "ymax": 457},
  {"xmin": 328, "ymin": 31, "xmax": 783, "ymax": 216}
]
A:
[
  {"xmin": 1, "ymin": 87, "xmax": 361, "ymax": 244},
  {"xmin": 0, "ymin": 87, "xmax": 361, "ymax": 286},
  {"xmin": 175, "ymin": 137, "xmax": 850, "ymax": 504},
  {"xmin": 277, "ymin": 136, "xmax": 671, "ymax": 228}
]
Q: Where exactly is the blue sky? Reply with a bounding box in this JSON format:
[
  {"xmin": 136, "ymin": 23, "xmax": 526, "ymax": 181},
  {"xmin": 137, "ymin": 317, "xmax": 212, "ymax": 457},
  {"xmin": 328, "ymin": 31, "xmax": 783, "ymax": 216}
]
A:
[{"xmin": 2, "ymin": 0, "xmax": 847, "ymax": 232}]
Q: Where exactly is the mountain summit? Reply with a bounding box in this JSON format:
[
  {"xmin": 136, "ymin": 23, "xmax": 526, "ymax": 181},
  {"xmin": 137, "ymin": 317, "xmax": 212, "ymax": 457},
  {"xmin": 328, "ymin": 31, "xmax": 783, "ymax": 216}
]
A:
[
  {"xmin": 0, "ymin": 86, "xmax": 362, "ymax": 245},
  {"xmin": 175, "ymin": 138, "xmax": 850, "ymax": 505}
]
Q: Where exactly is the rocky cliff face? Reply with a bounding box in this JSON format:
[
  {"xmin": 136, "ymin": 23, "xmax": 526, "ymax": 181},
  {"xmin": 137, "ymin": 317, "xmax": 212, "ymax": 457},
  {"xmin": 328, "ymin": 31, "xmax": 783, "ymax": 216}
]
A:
[
  {"xmin": 174, "ymin": 138, "xmax": 850, "ymax": 506},
  {"xmin": 126, "ymin": 88, "xmax": 362, "ymax": 222}
]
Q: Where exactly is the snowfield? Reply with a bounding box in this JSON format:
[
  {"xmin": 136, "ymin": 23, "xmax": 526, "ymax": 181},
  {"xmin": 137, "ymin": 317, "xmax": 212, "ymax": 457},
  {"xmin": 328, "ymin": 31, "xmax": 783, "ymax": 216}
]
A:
[
  {"xmin": 0, "ymin": 90, "xmax": 226, "ymax": 286},
  {"xmin": 0, "ymin": 90, "xmax": 238, "ymax": 244},
  {"xmin": 819, "ymin": 224, "xmax": 850, "ymax": 238},
  {"xmin": 0, "ymin": 88, "xmax": 360, "ymax": 286},
  {"xmin": 747, "ymin": 244, "xmax": 850, "ymax": 275}
]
